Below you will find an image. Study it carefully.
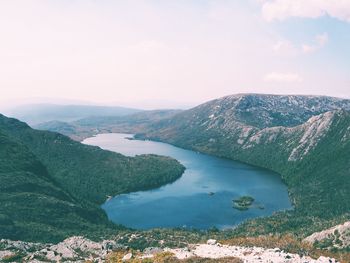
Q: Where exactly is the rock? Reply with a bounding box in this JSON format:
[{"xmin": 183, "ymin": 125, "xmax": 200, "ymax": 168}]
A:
[
  {"xmin": 122, "ymin": 252, "xmax": 133, "ymax": 261},
  {"xmin": 317, "ymin": 256, "xmax": 336, "ymax": 263},
  {"xmin": 143, "ymin": 247, "xmax": 163, "ymax": 255},
  {"xmin": 207, "ymin": 239, "xmax": 217, "ymax": 245},
  {"xmin": 102, "ymin": 240, "xmax": 124, "ymax": 251},
  {"xmin": 0, "ymin": 236, "xmax": 127, "ymax": 262},
  {"xmin": 0, "ymin": 251, "xmax": 16, "ymax": 260},
  {"xmin": 304, "ymin": 221, "xmax": 350, "ymax": 249}
]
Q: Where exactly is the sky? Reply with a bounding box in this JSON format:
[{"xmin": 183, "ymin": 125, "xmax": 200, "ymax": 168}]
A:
[{"xmin": 0, "ymin": 0, "xmax": 350, "ymax": 109}]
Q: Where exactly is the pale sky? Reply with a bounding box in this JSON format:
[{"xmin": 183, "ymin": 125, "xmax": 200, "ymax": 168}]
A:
[{"xmin": 0, "ymin": 0, "xmax": 350, "ymax": 109}]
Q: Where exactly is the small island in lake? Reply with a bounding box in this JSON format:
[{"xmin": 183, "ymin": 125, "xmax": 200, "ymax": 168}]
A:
[{"xmin": 233, "ymin": 196, "xmax": 255, "ymax": 211}]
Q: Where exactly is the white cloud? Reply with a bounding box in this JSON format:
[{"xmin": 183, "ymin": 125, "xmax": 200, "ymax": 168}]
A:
[
  {"xmin": 261, "ymin": 0, "xmax": 350, "ymax": 22},
  {"xmin": 264, "ymin": 72, "xmax": 303, "ymax": 82},
  {"xmin": 302, "ymin": 44, "xmax": 318, "ymax": 53},
  {"xmin": 273, "ymin": 40, "xmax": 298, "ymax": 55},
  {"xmin": 302, "ymin": 32, "xmax": 329, "ymax": 53},
  {"xmin": 273, "ymin": 32, "xmax": 328, "ymax": 55},
  {"xmin": 316, "ymin": 32, "xmax": 329, "ymax": 45}
]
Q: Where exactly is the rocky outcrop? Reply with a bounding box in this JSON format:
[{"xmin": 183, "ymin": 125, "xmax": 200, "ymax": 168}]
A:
[
  {"xmin": 0, "ymin": 236, "xmax": 125, "ymax": 262},
  {"xmin": 304, "ymin": 221, "xmax": 350, "ymax": 249},
  {"xmin": 167, "ymin": 243, "xmax": 337, "ymax": 263},
  {"xmin": 0, "ymin": 237, "xmax": 338, "ymax": 263}
]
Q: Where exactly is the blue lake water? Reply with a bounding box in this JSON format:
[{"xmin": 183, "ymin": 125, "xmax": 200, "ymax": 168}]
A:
[{"xmin": 83, "ymin": 133, "xmax": 292, "ymax": 230}]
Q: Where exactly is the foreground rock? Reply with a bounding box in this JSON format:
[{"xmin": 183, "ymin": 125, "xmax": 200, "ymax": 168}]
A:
[
  {"xmin": 304, "ymin": 221, "xmax": 350, "ymax": 249},
  {"xmin": 0, "ymin": 237, "xmax": 338, "ymax": 263},
  {"xmin": 0, "ymin": 236, "xmax": 125, "ymax": 262},
  {"xmin": 166, "ymin": 243, "xmax": 337, "ymax": 263}
]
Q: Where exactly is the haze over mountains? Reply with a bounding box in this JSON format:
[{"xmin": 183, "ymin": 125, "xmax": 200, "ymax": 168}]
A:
[{"xmin": 3, "ymin": 104, "xmax": 142, "ymax": 125}]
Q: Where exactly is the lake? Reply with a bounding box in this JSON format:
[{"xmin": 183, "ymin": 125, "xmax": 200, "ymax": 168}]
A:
[{"xmin": 83, "ymin": 133, "xmax": 292, "ymax": 230}]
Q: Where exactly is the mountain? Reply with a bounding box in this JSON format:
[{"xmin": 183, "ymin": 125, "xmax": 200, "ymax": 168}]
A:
[
  {"xmin": 0, "ymin": 114, "xmax": 185, "ymax": 242},
  {"xmin": 3, "ymin": 104, "xmax": 142, "ymax": 125},
  {"xmin": 35, "ymin": 109, "xmax": 182, "ymax": 141},
  {"xmin": 135, "ymin": 94, "xmax": 350, "ymax": 236}
]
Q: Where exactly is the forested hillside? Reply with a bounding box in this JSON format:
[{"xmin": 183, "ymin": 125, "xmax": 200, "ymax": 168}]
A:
[{"xmin": 0, "ymin": 114, "xmax": 185, "ymax": 242}]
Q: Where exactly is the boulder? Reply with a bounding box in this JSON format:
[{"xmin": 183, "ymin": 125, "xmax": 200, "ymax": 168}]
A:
[{"xmin": 206, "ymin": 239, "xmax": 217, "ymax": 245}]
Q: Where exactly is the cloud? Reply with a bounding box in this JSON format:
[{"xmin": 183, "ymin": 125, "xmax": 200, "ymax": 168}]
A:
[
  {"xmin": 264, "ymin": 72, "xmax": 303, "ymax": 82},
  {"xmin": 273, "ymin": 32, "xmax": 328, "ymax": 55},
  {"xmin": 302, "ymin": 32, "xmax": 329, "ymax": 53},
  {"xmin": 316, "ymin": 32, "xmax": 329, "ymax": 45},
  {"xmin": 273, "ymin": 40, "xmax": 298, "ymax": 55},
  {"xmin": 261, "ymin": 0, "xmax": 350, "ymax": 22}
]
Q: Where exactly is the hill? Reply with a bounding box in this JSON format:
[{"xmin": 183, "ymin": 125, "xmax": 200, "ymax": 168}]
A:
[
  {"xmin": 0, "ymin": 114, "xmax": 185, "ymax": 242},
  {"xmin": 3, "ymin": 104, "xmax": 142, "ymax": 125},
  {"xmin": 35, "ymin": 109, "xmax": 182, "ymax": 141}
]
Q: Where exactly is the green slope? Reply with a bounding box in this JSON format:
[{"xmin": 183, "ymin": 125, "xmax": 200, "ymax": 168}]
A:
[
  {"xmin": 0, "ymin": 131, "xmax": 112, "ymax": 242},
  {"xmin": 0, "ymin": 114, "xmax": 185, "ymax": 242}
]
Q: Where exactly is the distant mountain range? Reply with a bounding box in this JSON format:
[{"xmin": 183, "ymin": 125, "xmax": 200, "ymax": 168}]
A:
[
  {"xmin": 0, "ymin": 114, "xmax": 184, "ymax": 242},
  {"xmin": 35, "ymin": 109, "xmax": 182, "ymax": 141},
  {"xmin": 3, "ymin": 104, "xmax": 142, "ymax": 125}
]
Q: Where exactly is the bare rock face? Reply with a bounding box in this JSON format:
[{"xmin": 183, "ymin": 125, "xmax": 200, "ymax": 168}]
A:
[
  {"xmin": 166, "ymin": 243, "xmax": 337, "ymax": 263},
  {"xmin": 0, "ymin": 236, "xmax": 125, "ymax": 262},
  {"xmin": 304, "ymin": 221, "xmax": 350, "ymax": 249}
]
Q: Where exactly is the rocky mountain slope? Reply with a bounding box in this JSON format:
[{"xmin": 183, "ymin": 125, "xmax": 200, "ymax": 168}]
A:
[
  {"xmin": 304, "ymin": 221, "xmax": 350, "ymax": 250},
  {"xmin": 136, "ymin": 94, "xmax": 350, "ymax": 236},
  {"xmin": 147, "ymin": 94, "xmax": 350, "ymax": 131},
  {"xmin": 0, "ymin": 114, "xmax": 185, "ymax": 242}
]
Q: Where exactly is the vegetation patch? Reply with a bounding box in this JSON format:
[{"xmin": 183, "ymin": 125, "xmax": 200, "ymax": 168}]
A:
[{"xmin": 232, "ymin": 196, "xmax": 255, "ymax": 211}]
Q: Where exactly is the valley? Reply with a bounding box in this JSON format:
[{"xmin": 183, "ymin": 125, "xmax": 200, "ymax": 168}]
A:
[{"xmin": 1, "ymin": 94, "xmax": 350, "ymax": 262}]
